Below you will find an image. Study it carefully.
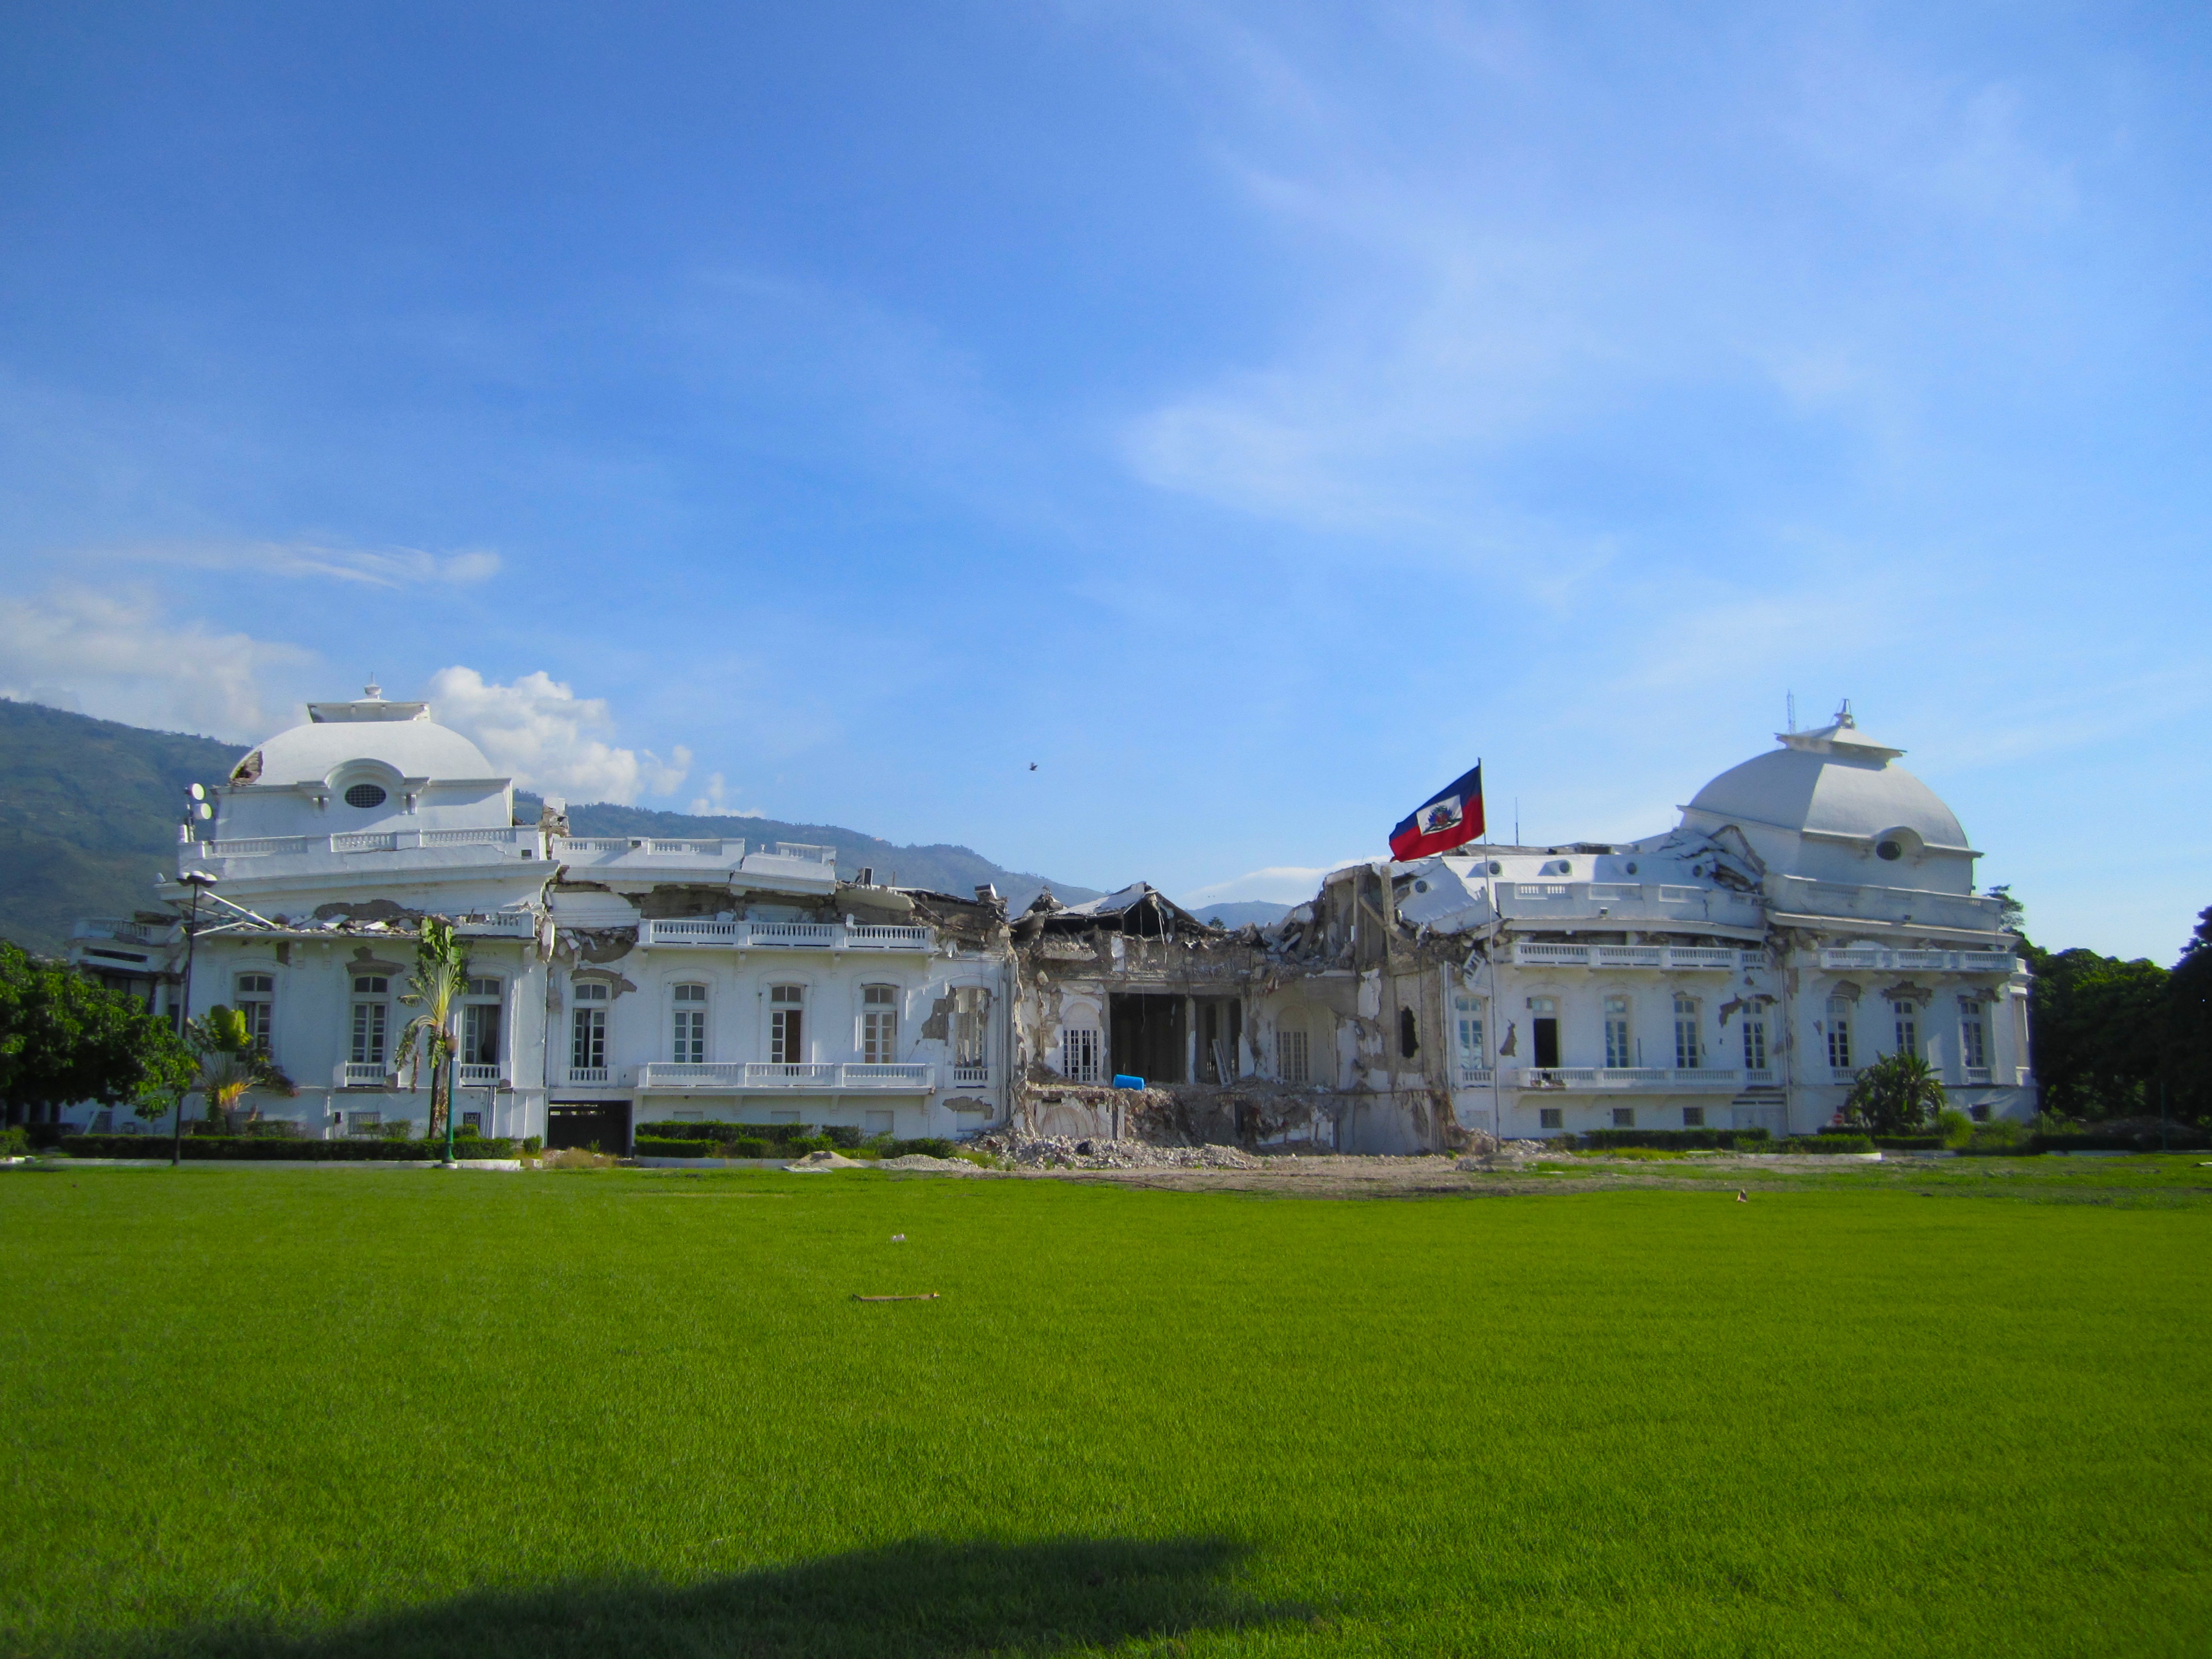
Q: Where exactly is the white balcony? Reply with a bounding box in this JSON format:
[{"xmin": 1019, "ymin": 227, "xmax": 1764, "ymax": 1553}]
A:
[
  {"xmin": 455, "ymin": 910, "xmax": 536, "ymax": 938},
  {"xmin": 453, "ymin": 1063, "xmax": 504, "ymax": 1087},
  {"xmin": 639, "ymin": 919, "xmax": 935, "ymax": 952},
  {"xmin": 1512, "ymin": 1067, "xmax": 1743, "ymax": 1091},
  {"xmin": 633, "ymin": 1061, "xmax": 937, "ymax": 1092},
  {"xmin": 568, "ymin": 1066, "xmax": 610, "ymax": 1085},
  {"xmin": 1458, "ymin": 1066, "xmax": 1495, "ymax": 1087},
  {"xmin": 1511, "ymin": 943, "xmax": 1759, "ymax": 972},
  {"xmin": 949, "ymin": 1063, "xmax": 991, "ymax": 1087},
  {"xmin": 335, "ymin": 1063, "xmax": 388, "ymax": 1089}
]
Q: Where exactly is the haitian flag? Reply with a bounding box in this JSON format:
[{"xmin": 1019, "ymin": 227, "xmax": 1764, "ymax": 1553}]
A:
[{"xmin": 1390, "ymin": 764, "xmax": 1485, "ymax": 860}]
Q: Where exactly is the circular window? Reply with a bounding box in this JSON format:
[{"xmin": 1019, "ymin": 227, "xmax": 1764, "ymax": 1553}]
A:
[
  {"xmin": 1488, "ymin": 861, "xmax": 1503, "ymax": 875},
  {"xmin": 1875, "ymin": 839, "xmax": 1903, "ymax": 861},
  {"xmin": 1413, "ymin": 879, "xmax": 1429, "ymax": 894},
  {"xmin": 344, "ymin": 783, "xmax": 388, "ymax": 810}
]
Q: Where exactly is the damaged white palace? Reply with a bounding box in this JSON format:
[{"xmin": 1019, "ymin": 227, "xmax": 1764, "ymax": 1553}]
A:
[{"xmin": 62, "ymin": 690, "xmax": 2032, "ymax": 1150}]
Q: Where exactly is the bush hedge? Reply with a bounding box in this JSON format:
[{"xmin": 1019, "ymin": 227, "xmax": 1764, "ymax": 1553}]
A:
[
  {"xmin": 637, "ymin": 1120, "xmax": 819, "ymax": 1146},
  {"xmin": 59, "ymin": 1135, "xmax": 517, "ymax": 1161},
  {"xmin": 1871, "ymin": 1136, "xmax": 1944, "ymax": 1151},
  {"xmin": 1776, "ymin": 1134, "xmax": 1876, "ymax": 1154},
  {"xmin": 1578, "ymin": 1128, "xmax": 1771, "ymax": 1151},
  {"xmin": 2032, "ymin": 1129, "xmax": 2211, "ymax": 1153}
]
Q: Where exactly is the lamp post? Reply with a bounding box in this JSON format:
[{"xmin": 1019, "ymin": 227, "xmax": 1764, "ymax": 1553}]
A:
[{"xmin": 169, "ymin": 869, "xmax": 218, "ymax": 1168}]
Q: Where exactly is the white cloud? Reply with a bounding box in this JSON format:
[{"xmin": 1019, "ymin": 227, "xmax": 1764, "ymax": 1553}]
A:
[
  {"xmin": 425, "ymin": 666, "xmax": 691, "ymax": 804},
  {"xmin": 687, "ymin": 772, "xmax": 764, "ymax": 818},
  {"xmin": 1179, "ymin": 859, "xmax": 1365, "ymax": 910},
  {"xmin": 118, "ymin": 539, "xmax": 502, "ymax": 588},
  {"xmin": 0, "ymin": 584, "xmax": 312, "ymax": 737}
]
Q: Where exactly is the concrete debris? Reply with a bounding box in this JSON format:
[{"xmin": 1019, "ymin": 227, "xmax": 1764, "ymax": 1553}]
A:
[
  {"xmin": 784, "ymin": 1150, "xmax": 863, "ymax": 1171},
  {"xmin": 879, "ymin": 1154, "xmax": 982, "ymax": 1173},
  {"xmin": 979, "ymin": 1132, "xmax": 1260, "ymax": 1171}
]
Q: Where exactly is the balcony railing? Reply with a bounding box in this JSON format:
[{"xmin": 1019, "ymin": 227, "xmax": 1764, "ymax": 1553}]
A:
[
  {"xmin": 1816, "ymin": 947, "xmax": 2023, "ymax": 974},
  {"xmin": 639, "ymin": 919, "xmax": 935, "ymax": 952},
  {"xmin": 632, "ymin": 1062, "xmax": 937, "ymax": 1091},
  {"xmin": 950, "ymin": 1063, "xmax": 991, "ymax": 1087},
  {"xmin": 1963, "ymin": 1066, "xmax": 1993, "ymax": 1085},
  {"xmin": 453, "ymin": 1063, "xmax": 503, "ymax": 1086},
  {"xmin": 1511, "ymin": 943, "xmax": 1759, "ymax": 971},
  {"xmin": 335, "ymin": 1063, "xmax": 388, "ymax": 1088},
  {"xmin": 568, "ymin": 1066, "xmax": 610, "ymax": 1085},
  {"xmin": 184, "ymin": 827, "xmax": 538, "ymax": 861},
  {"xmin": 1512, "ymin": 1067, "xmax": 1743, "ymax": 1091},
  {"xmin": 1458, "ymin": 1066, "xmax": 1495, "ymax": 1087},
  {"xmin": 455, "ymin": 911, "xmax": 536, "ymax": 937}
]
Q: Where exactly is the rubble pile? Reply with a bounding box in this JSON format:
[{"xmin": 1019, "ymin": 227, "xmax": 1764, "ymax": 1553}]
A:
[
  {"xmin": 979, "ymin": 1133, "xmax": 1262, "ymax": 1171},
  {"xmin": 877, "ymin": 1153, "xmax": 983, "ymax": 1173}
]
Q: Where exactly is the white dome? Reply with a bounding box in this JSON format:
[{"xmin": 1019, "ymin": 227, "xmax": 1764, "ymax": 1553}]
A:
[
  {"xmin": 1681, "ymin": 706, "xmax": 1975, "ymax": 891},
  {"xmin": 230, "ymin": 694, "xmax": 496, "ymax": 788},
  {"xmin": 1688, "ymin": 747, "xmax": 1965, "ymax": 849}
]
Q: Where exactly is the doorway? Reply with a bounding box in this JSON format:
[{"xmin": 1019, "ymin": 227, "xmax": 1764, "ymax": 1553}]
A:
[
  {"xmin": 548, "ymin": 1101, "xmax": 631, "ymax": 1153},
  {"xmin": 1196, "ymin": 997, "xmax": 1241, "ymax": 1083},
  {"xmin": 1109, "ymin": 994, "xmax": 1186, "ymax": 1084}
]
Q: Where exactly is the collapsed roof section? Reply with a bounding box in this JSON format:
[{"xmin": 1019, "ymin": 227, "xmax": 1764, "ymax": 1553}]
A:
[{"xmin": 1015, "ymin": 882, "xmax": 1212, "ymax": 942}]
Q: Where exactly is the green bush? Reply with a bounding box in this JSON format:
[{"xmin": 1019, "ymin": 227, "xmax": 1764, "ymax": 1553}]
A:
[
  {"xmin": 1937, "ymin": 1109, "xmax": 1976, "ymax": 1151},
  {"xmin": 635, "ymin": 1119, "xmax": 817, "ymax": 1146},
  {"xmin": 634, "ymin": 1135, "xmax": 786, "ymax": 1160},
  {"xmin": 57, "ymin": 1135, "xmax": 514, "ymax": 1161},
  {"xmin": 2032, "ymin": 1128, "xmax": 2210, "ymax": 1153},
  {"xmin": 522, "ymin": 1136, "xmax": 543, "ymax": 1155},
  {"xmin": 378, "ymin": 1121, "xmax": 417, "ymax": 1142},
  {"xmin": 1871, "ymin": 1136, "xmax": 1944, "ymax": 1151},
  {"xmin": 1578, "ymin": 1128, "xmax": 1771, "ymax": 1151},
  {"xmin": 0, "ymin": 1125, "xmax": 29, "ymax": 1157},
  {"xmin": 1961, "ymin": 1119, "xmax": 2032, "ymax": 1155},
  {"xmin": 1776, "ymin": 1134, "xmax": 1876, "ymax": 1155},
  {"xmin": 729, "ymin": 1138, "xmax": 772, "ymax": 1159},
  {"xmin": 888, "ymin": 1137, "xmax": 956, "ymax": 1159}
]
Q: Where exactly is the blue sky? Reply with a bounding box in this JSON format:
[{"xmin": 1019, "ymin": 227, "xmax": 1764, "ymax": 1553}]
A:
[{"xmin": 2, "ymin": 2, "xmax": 2206, "ymax": 960}]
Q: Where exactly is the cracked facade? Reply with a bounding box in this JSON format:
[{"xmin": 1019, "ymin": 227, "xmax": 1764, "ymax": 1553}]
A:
[{"xmin": 58, "ymin": 692, "xmax": 2032, "ymax": 1147}]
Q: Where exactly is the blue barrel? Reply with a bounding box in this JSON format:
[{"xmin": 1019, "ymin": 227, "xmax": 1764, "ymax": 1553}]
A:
[{"xmin": 1111, "ymin": 1074, "xmax": 1146, "ymax": 1090}]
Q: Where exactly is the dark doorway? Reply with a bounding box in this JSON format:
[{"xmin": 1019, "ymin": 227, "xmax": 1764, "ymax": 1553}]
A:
[
  {"xmin": 548, "ymin": 1101, "xmax": 631, "ymax": 1153},
  {"xmin": 1532, "ymin": 1018, "xmax": 1560, "ymax": 1069},
  {"xmin": 1196, "ymin": 997, "xmax": 1242, "ymax": 1083},
  {"xmin": 1110, "ymin": 994, "xmax": 1186, "ymax": 1084}
]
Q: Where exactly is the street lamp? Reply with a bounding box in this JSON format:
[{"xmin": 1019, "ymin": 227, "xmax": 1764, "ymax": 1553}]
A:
[{"xmin": 170, "ymin": 784, "xmax": 218, "ymax": 1169}]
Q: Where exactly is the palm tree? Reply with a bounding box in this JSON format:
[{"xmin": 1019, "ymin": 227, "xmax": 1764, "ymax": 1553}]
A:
[
  {"xmin": 1842, "ymin": 1050, "xmax": 1950, "ymax": 1135},
  {"xmin": 396, "ymin": 917, "xmax": 469, "ymax": 1146},
  {"xmin": 187, "ymin": 1005, "xmax": 296, "ymax": 1130}
]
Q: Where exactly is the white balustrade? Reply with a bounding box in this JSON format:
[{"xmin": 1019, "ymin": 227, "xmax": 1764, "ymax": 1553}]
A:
[
  {"xmin": 1514, "ymin": 1067, "xmax": 1743, "ymax": 1091},
  {"xmin": 1592, "ymin": 944, "xmax": 1664, "ymax": 968},
  {"xmin": 950, "ymin": 1064, "xmax": 991, "ymax": 1087},
  {"xmin": 454, "ymin": 1064, "xmax": 502, "ymax": 1086},
  {"xmin": 1458, "ymin": 1066, "xmax": 1495, "ymax": 1087},
  {"xmin": 645, "ymin": 919, "xmax": 744, "ymax": 945},
  {"xmin": 335, "ymin": 1063, "xmax": 387, "ymax": 1088},
  {"xmin": 748, "ymin": 922, "xmax": 839, "ymax": 948},
  {"xmin": 332, "ymin": 832, "xmax": 399, "ymax": 853},
  {"xmin": 1664, "ymin": 947, "xmax": 1739, "ymax": 970},
  {"xmin": 1816, "ymin": 947, "xmax": 2023, "ymax": 975},
  {"xmin": 568, "ymin": 1067, "xmax": 610, "ymax": 1085},
  {"xmin": 744, "ymin": 1062, "xmax": 838, "ymax": 1087},
  {"xmin": 1514, "ymin": 942, "xmax": 1592, "ymax": 966},
  {"xmin": 846, "ymin": 925, "xmax": 932, "ymax": 949}
]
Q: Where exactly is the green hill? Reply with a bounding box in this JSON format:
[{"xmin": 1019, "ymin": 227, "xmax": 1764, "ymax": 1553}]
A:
[{"xmin": 0, "ymin": 700, "xmax": 1096, "ymax": 954}]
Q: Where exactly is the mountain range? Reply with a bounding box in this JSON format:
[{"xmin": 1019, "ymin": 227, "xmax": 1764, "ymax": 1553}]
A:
[{"xmin": 0, "ymin": 699, "xmax": 1101, "ymax": 954}]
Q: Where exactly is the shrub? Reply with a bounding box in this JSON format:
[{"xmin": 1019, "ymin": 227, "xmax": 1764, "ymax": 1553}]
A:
[
  {"xmin": 634, "ymin": 1136, "xmax": 713, "ymax": 1158},
  {"xmin": 729, "ymin": 1138, "xmax": 771, "ymax": 1159},
  {"xmin": 1871, "ymin": 1136, "xmax": 1944, "ymax": 1151},
  {"xmin": 635, "ymin": 1120, "xmax": 817, "ymax": 1146},
  {"xmin": 888, "ymin": 1137, "xmax": 956, "ymax": 1160},
  {"xmin": 1578, "ymin": 1128, "xmax": 1771, "ymax": 1151},
  {"xmin": 1937, "ymin": 1109, "xmax": 1976, "ymax": 1151},
  {"xmin": 1964, "ymin": 1119, "xmax": 2032, "ymax": 1154},
  {"xmin": 1776, "ymin": 1134, "xmax": 1875, "ymax": 1155},
  {"xmin": 378, "ymin": 1121, "xmax": 417, "ymax": 1142},
  {"xmin": 57, "ymin": 1135, "xmax": 514, "ymax": 1161},
  {"xmin": 522, "ymin": 1136, "xmax": 543, "ymax": 1155},
  {"xmin": 0, "ymin": 1125, "xmax": 29, "ymax": 1157}
]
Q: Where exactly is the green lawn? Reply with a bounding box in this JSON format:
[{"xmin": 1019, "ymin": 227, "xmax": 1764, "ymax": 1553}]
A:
[{"xmin": 4, "ymin": 1162, "xmax": 2209, "ymax": 1656}]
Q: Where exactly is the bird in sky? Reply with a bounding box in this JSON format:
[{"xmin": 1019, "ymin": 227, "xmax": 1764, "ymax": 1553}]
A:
[{"xmin": 1028, "ymin": 762, "xmax": 1038, "ymax": 771}]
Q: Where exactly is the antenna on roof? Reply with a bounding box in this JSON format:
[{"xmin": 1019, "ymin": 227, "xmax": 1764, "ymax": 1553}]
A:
[
  {"xmin": 1786, "ymin": 691, "xmax": 1796, "ymax": 733},
  {"xmin": 1836, "ymin": 697, "xmax": 1854, "ymax": 728}
]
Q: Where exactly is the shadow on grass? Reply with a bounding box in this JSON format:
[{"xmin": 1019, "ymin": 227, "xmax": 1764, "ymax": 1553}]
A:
[{"xmin": 101, "ymin": 1535, "xmax": 1299, "ymax": 1658}]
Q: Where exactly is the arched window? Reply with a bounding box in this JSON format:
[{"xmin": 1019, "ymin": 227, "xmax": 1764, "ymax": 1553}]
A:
[
  {"xmin": 1672, "ymin": 995, "xmax": 1701, "ymax": 1070},
  {"xmin": 861, "ymin": 984, "xmax": 898, "ymax": 1064},
  {"xmin": 1825, "ymin": 996, "xmax": 1853, "ymax": 1070},
  {"xmin": 1603, "ymin": 995, "xmax": 1631, "ymax": 1069},
  {"xmin": 769, "ymin": 984, "xmax": 805, "ymax": 1064},
  {"xmin": 672, "ymin": 983, "xmax": 708, "ymax": 1064}
]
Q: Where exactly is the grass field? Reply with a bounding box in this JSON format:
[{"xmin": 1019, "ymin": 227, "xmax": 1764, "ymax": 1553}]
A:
[{"xmin": 4, "ymin": 1159, "xmax": 2210, "ymax": 1656}]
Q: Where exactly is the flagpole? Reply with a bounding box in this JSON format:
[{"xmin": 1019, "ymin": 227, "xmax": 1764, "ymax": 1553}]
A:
[{"xmin": 1481, "ymin": 757, "xmax": 1504, "ymax": 1142}]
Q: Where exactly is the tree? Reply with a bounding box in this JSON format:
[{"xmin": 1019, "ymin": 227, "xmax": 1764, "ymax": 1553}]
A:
[
  {"xmin": 1842, "ymin": 1050, "xmax": 1950, "ymax": 1135},
  {"xmin": 2166, "ymin": 905, "xmax": 2212, "ymax": 1125},
  {"xmin": 2023, "ymin": 940, "xmax": 2170, "ymax": 1120},
  {"xmin": 396, "ymin": 917, "xmax": 469, "ymax": 1144},
  {"xmin": 0, "ymin": 938, "xmax": 193, "ymax": 1124},
  {"xmin": 186, "ymin": 1004, "xmax": 295, "ymax": 1129}
]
